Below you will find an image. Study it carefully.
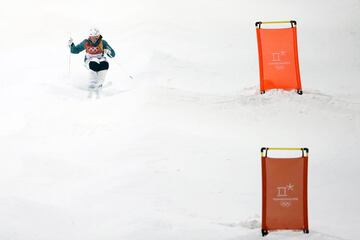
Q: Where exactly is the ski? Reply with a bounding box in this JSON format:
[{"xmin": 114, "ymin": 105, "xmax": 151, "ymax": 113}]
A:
[
  {"xmin": 95, "ymin": 87, "xmax": 100, "ymax": 99},
  {"xmin": 88, "ymin": 87, "xmax": 95, "ymax": 99},
  {"xmin": 87, "ymin": 81, "xmax": 113, "ymax": 99}
]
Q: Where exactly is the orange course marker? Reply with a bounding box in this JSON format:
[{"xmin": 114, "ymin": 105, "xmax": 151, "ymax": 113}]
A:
[
  {"xmin": 256, "ymin": 21, "xmax": 302, "ymax": 94},
  {"xmin": 261, "ymin": 148, "xmax": 309, "ymax": 236}
]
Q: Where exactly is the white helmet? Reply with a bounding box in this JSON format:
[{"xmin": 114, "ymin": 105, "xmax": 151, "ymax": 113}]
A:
[{"xmin": 89, "ymin": 28, "xmax": 100, "ymax": 37}]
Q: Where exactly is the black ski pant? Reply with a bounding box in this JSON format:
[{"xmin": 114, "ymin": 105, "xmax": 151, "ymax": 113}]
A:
[{"xmin": 89, "ymin": 61, "xmax": 109, "ymax": 72}]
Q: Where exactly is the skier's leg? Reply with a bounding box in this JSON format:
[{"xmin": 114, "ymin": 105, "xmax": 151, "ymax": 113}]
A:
[
  {"xmin": 88, "ymin": 60, "xmax": 102, "ymax": 89},
  {"xmin": 88, "ymin": 70, "xmax": 98, "ymax": 89},
  {"xmin": 97, "ymin": 70, "xmax": 107, "ymax": 88},
  {"xmin": 96, "ymin": 61, "xmax": 109, "ymax": 88}
]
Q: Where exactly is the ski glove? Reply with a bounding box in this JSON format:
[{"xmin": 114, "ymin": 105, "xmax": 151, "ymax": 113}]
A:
[
  {"xmin": 104, "ymin": 48, "xmax": 113, "ymax": 57},
  {"xmin": 68, "ymin": 38, "xmax": 73, "ymax": 47}
]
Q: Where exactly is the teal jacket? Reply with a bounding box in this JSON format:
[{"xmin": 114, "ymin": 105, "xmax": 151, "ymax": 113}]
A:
[{"xmin": 70, "ymin": 36, "xmax": 116, "ymax": 59}]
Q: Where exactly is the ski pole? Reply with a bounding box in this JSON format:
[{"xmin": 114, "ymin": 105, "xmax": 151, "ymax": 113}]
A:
[{"xmin": 111, "ymin": 59, "xmax": 134, "ymax": 79}]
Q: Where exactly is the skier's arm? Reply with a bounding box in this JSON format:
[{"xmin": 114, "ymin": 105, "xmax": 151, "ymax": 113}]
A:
[
  {"xmin": 70, "ymin": 40, "xmax": 87, "ymax": 54},
  {"xmin": 103, "ymin": 40, "xmax": 116, "ymax": 58}
]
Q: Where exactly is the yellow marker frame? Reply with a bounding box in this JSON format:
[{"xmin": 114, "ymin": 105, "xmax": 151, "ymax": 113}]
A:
[
  {"xmin": 261, "ymin": 147, "xmax": 308, "ymax": 157},
  {"xmin": 255, "ymin": 20, "xmax": 297, "ymax": 28}
]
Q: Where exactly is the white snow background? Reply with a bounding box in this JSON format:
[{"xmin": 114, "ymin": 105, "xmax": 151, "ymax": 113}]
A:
[{"xmin": 0, "ymin": 0, "xmax": 359, "ymax": 239}]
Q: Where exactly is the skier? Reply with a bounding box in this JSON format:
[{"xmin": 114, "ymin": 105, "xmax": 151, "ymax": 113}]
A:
[{"xmin": 68, "ymin": 28, "xmax": 116, "ymax": 90}]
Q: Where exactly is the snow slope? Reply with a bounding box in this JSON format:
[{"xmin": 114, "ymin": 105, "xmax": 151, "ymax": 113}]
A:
[{"xmin": 0, "ymin": 0, "xmax": 359, "ymax": 239}]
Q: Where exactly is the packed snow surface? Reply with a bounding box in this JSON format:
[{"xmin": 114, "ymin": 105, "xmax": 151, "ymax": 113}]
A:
[{"xmin": 0, "ymin": 0, "xmax": 359, "ymax": 239}]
